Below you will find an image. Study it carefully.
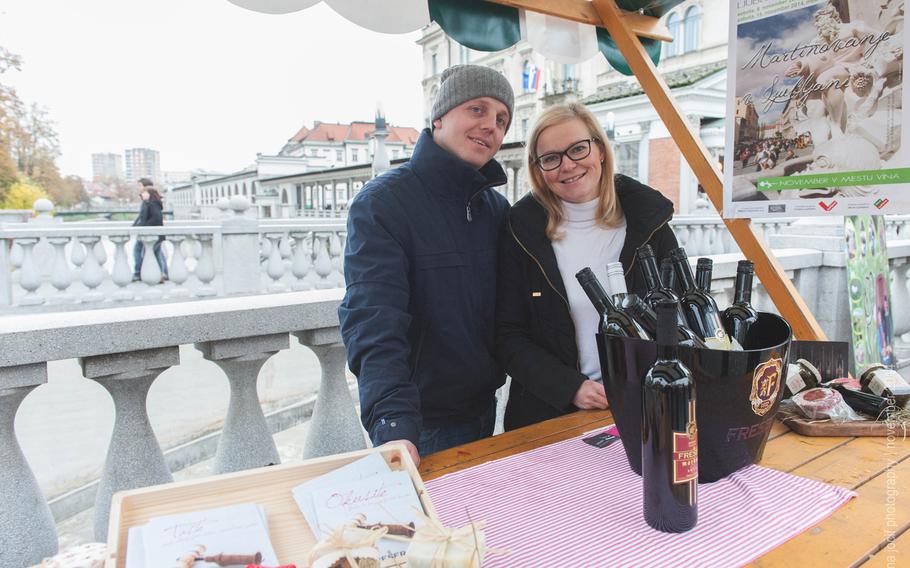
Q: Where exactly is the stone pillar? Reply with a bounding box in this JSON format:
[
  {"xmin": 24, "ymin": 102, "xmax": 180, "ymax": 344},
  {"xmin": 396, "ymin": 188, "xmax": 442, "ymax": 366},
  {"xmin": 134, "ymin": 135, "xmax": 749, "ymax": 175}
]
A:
[
  {"xmin": 638, "ymin": 121, "xmax": 651, "ymax": 183},
  {"xmin": 0, "ymin": 363, "xmax": 57, "ymax": 568},
  {"xmin": 294, "ymin": 327, "xmax": 367, "ymax": 458},
  {"xmin": 80, "ymin": 347, "xmax": 179, "ymax": 541},
  {"xmin": 195, "ymin": 334, "xmax": 288, "ymax": 473},
  {"xmin": 0, "ymin": 238, "xmax": 12, "ymax": 306},
  {"xmin": 221, "ymin": 197, "xmax": 261, "ymax": 295}
]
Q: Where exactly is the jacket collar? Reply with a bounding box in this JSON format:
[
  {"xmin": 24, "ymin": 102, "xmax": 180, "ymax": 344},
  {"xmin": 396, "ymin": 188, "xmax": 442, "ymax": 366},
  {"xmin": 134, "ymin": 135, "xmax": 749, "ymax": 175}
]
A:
[
  {"xmin": 508, "ymin": 174, "xmax": 674, "ymax": 294},
  {"xmin": 409, "ymin": 128, "xmax": 507, "ymax": 202}
]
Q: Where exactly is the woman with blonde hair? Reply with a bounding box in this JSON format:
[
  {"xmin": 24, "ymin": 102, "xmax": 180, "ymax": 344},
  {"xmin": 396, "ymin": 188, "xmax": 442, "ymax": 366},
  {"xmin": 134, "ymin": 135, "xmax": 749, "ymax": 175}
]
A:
[{"xmin": 496, "ymin": 103, "xmax": 678, "ymax": 430}]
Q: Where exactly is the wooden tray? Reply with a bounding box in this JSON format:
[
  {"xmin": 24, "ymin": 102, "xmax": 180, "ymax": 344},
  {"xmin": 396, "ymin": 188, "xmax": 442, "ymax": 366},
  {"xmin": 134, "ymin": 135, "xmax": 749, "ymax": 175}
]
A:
[
  {"xmin": 780, "ymin": 415, "xmax": 898, "ymax": 437},
  {"xmin": 105, "ymin": 445, "xmax": 436, "ymax": 568}
]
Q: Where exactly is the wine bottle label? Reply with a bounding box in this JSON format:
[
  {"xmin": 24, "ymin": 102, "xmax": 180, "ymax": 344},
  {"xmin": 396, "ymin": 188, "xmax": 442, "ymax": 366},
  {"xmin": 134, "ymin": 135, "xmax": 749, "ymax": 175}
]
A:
[
  {"xmin": 704, "ymin": 327, "xmax": 733, "ymax": 351},
  {"xmin": 868, "ymin": 371, "xmax": 910, "ymax": 397},
  {"xmin": 673, "ymin": 421, "xmax": 698, "ymax": 484},
  {"xmin": 750, "ymin": 358, "xmax": 783, "ymax": 416}
]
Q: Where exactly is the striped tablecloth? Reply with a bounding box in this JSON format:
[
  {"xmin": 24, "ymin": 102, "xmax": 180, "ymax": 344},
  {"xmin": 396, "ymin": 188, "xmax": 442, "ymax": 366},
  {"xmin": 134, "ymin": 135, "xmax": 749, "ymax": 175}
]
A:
[{"xmin": 425, "ymin": 426, "xmax": 855, "ymax": 568}]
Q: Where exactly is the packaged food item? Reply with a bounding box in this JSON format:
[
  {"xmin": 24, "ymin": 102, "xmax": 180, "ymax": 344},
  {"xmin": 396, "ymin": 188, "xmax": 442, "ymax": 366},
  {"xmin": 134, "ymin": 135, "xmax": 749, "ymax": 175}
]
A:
[
  {"xmin": 407, "ymin": 517, "xmax": 489, "ymax": 568},
  {"xmin": 791, "ymin": 388, "xmax": 862, "ymax": 422},
  {"xmin": 783, "ymin": 359, "xmax": 821, "ymax": 398},
  {"xmin": 825, "ymin": 377, "xmax": 863, "ymax": 391},
  {"xmin": 859, "ymin": 365, "xmax": 910, "ymax": 408}
]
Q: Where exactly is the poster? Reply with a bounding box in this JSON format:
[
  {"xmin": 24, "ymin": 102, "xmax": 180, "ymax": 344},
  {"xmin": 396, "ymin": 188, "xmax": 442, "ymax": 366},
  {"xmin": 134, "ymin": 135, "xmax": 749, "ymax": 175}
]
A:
[
  {"xmin": 844, "ymin": 215, "xmax": 894, "ymax": 371},
  {"xmin": 724, "ymin": 0, "xmax": 910, "ymax": 218}
]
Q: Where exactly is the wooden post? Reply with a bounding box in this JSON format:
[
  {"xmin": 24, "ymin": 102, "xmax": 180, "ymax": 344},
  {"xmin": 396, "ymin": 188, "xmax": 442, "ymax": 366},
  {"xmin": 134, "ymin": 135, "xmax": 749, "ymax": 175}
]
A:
[{"xmin": 585, "ymin": 0, "xmax": 825, "ymax": 340}]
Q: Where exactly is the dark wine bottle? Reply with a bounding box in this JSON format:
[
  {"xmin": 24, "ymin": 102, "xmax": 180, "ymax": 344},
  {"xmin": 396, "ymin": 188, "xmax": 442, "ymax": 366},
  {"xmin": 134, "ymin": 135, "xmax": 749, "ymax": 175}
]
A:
[
  {"xmin": 637, "ymin": 246, "xmax": 686, "ymax": 323},
  {"xmin": 606, "ymin": 261, "xmax": 628, "ymax": 307},
  {"xmin": 660, "ymin": 257, "xmax": 680, "ymax": 297},
  {"xmin": 576, "ymin": 268, "xmax": 651, "ymax": 340},
  {"xmin": 695, "ymin": 258, "xmax": 713, "ymax": 293},
  {"xmin": 722, "ymin": 260, "xmax": 759, "ymax": 347},
  {"xmin": 642, "ymin": 300, "xmax": 698, "ymax": 533},
  {"xmin": 669, "ymin": 247, "xmax": 733, "ymax": 350}
]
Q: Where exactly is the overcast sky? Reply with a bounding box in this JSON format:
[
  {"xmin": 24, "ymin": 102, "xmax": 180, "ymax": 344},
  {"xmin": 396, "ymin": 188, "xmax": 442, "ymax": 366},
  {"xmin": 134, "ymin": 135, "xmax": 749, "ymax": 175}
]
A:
[{"xmin": 0, "ymin": 0, "xmax": 425, "ymax": 178}]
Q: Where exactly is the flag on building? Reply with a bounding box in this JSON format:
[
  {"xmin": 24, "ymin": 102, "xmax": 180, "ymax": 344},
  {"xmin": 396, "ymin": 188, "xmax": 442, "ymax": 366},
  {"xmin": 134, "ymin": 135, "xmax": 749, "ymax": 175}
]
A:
[{"xmin": 523, "ymin": 65, "xmax": 541, "ymax": 91}]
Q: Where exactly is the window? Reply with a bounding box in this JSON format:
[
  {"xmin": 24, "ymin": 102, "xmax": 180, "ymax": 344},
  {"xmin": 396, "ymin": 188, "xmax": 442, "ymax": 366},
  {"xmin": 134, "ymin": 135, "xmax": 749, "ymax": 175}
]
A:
[
  {"xmin": 431, "ymin": 52, "xmax": 438, "ymax": 75},
  {"xmin": 666, "ymin": 13, "xmax": 680, "ymax": 57},
  {"xmin": 392, "ymin": 150, "xmax": 400, "ymax": 159},
  {"xmin": 521, "ymin": 118, "xmax": 529, "ymax": 140},
  {"xmin": 614, "ymin": 142, "xmax": 639, "ymax": 178},
  {"xmin": 352, "ymin": 148, "xmax": 360, "ymax": 162},
  {"xmin": 310, "ymin": 148, "xmax": 318, "ymax": 157},
  {"xmin": 683, "ymin": 6, "xmax": 700, "ymax": 53},
  {"xmin": 336, "ymin": 149, "xmax": 343, "ymax": 161}
]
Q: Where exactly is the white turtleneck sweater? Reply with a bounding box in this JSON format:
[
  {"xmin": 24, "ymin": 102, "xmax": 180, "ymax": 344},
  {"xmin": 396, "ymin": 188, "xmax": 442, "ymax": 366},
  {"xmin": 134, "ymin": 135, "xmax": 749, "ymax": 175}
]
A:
[{"xmin": 551, "ymin": 198, "xmax": 627, "ymax": 382}]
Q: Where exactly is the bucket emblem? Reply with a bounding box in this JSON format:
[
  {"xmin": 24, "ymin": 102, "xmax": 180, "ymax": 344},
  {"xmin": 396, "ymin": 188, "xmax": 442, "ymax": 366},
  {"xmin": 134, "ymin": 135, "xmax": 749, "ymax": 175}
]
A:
[{"xmin": 750, "ymin": 357, "xmax": 783, "ymax": 416}]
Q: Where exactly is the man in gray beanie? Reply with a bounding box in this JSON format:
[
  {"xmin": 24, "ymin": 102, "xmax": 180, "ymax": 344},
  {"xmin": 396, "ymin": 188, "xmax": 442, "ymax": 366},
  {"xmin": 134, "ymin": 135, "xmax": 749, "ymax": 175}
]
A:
[{"xmin": 339, "ymin": 65, "xmax": 514, "ymax": 466}]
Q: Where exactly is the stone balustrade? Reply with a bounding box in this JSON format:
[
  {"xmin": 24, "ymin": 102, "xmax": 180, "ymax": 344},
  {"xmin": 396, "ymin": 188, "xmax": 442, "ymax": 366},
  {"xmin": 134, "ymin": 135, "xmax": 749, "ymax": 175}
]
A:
[
  {"xmin": 0, "ymin": 200, "xmax": 347, "ymax": 311},
  {"xmin": 0, "ymin": 289, "xmax": 367, "ymax": 567}
]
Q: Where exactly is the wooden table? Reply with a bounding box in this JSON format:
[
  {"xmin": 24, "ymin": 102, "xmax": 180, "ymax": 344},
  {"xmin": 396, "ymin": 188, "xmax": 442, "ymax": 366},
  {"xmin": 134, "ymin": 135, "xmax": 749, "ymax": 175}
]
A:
[{"xmin": 419, "ymin": 410, "xmax": 909, "ymax": 567}]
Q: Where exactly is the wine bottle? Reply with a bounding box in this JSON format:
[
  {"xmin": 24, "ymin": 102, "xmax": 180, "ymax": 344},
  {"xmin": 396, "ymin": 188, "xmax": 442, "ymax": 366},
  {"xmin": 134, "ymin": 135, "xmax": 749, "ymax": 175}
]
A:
[
  {"xmin": 642, "ymin": 299, "xmax": 698, "ymax": 533},
  {"xmin": 695, "ymin": 258, "xmax": 713, "ymax": 293},
  {"xmin": 722, "ymin": 260, "xmax": 759, "ymax": 347},
  {"xmin": 638, "ymin": 246, "xmax": 685, "ymax": 319},
  {"xmin": 660, "ymin": 257, "xmax": 680, "ymax": 297},
  {"xmin": 576, "ymin": 267, "xmax": 651, "ymax": 339},
  {"xmin": 606, "ymin": 261, "xmax": 628, "ymax": 306},
  {"xmin": 669, "ymin": 247, "xmax": 733, "ymax": 350}
]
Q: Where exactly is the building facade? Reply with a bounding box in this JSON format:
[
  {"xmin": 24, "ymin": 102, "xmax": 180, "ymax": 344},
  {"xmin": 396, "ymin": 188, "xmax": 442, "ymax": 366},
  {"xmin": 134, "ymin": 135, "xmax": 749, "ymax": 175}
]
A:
[
  {"xmin": 419, "ymin": 0, "xmax": 728, "ymax": 214},
  {"xmin": 124, "ymin": 147, "xmax": 162, "ymax": 185},
  {"xmin": 91, "ymin": 153, "xmax": 123, "ymax": 181},
  {"xmin": 279, "ymin": 120, "xmax": 418, "ymax": 169}
]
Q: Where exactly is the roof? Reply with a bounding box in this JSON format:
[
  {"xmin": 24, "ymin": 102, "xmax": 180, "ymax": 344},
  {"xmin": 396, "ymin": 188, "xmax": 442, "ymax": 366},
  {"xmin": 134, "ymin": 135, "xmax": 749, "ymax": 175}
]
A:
[
  {"xmin": 582, "ymin": 61, "xmax": 726, "ymax": 105},
  {"xmin": 288, "ymin": 121, "xmax": 420, "ymax": 145}
]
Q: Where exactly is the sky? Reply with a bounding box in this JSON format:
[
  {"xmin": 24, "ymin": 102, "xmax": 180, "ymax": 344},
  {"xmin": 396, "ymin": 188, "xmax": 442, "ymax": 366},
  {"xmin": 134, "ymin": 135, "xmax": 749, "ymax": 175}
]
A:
[{"xmin": 0, "ymin": 0, "xmax": 426, "ymax": 178}]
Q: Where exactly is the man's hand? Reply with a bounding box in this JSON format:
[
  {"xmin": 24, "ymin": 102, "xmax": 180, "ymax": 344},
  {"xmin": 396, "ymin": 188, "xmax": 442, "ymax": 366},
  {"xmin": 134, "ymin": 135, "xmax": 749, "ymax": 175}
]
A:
[
  {"xmin": 572, "ymin": 379, "xmax": 609, "ymax": 410},
  {"xmin": 384, "ymin": 439, "xmax": 420, "ymax": 467}
]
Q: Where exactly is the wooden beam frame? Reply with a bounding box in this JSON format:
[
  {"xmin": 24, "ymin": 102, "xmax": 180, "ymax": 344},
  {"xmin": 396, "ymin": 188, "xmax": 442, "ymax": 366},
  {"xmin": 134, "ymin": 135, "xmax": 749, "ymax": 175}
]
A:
[
  {"xmin": 485, "ymin": 0, "xmax": 825, "ymax": 340},
  {"xmin": 487, "ymin": 0, "xmax": 672, "ymax": 42}
]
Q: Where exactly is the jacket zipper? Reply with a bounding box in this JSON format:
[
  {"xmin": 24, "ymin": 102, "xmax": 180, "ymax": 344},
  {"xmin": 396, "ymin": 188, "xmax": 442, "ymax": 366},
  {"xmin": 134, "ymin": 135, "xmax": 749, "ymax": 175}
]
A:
[
  {"xmin": 465, "ymin": 183, "xmax": 499, "ymax": 222},
  {"xmin": 624, "ymin": 214, "xmax": 673, "ymax": 278},
  {"xmin": 508, "ymin": 219, "xmax": 581, "ymax": 372}
]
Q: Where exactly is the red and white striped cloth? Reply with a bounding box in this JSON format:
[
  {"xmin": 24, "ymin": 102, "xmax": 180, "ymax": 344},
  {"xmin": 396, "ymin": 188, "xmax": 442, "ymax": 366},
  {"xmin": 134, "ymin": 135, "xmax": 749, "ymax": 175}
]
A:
[{"xmin": 425, "ymin": 426, "xmax": 855, "ymax": 568}]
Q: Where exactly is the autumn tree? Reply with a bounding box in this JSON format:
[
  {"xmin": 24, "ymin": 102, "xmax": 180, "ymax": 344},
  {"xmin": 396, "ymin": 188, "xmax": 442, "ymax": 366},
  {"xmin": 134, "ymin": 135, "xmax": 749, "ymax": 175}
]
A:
[{"xmin": 0, "ymin": 179, "xmax": 47, "ymax": 209}]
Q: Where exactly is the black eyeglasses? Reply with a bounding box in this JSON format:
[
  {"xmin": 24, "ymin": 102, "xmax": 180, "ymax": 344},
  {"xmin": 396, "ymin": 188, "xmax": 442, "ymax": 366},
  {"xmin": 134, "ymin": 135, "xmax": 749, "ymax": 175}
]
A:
[{"xmin": 535, "ymin": 138, "xmax": 597, "ymax": 171}]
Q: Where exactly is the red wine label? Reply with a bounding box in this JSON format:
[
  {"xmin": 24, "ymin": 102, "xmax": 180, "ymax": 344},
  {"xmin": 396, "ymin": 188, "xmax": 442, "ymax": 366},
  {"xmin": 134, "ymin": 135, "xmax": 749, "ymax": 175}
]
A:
[
  {"xmin": 673, "ymin": 418, "xmax": 698, "ymax": 484},
  {"xmin": 750, "ymin": 357, "xmax": 783, "ymax": 416}
]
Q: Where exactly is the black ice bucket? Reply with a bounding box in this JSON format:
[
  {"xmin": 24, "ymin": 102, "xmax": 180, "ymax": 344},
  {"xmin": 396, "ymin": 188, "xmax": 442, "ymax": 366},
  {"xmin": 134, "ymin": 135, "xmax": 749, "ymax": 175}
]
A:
[{"xmin": 596, "ymin": 312, "xmax": 792, "ymax": 482}]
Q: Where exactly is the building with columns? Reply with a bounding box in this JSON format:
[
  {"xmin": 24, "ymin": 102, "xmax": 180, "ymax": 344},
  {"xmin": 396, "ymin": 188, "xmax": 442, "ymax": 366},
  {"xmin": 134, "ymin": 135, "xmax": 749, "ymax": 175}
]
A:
[{"xmin": 419, "ymin": 0, "xmax": 728, "ymax": 214}]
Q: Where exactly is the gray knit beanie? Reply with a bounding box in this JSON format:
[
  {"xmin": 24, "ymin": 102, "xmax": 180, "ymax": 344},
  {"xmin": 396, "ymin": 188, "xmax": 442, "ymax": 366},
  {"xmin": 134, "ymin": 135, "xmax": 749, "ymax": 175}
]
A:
[{"xmin": 431, "ymin": 65, "xmax": 514, "ymax": 132}]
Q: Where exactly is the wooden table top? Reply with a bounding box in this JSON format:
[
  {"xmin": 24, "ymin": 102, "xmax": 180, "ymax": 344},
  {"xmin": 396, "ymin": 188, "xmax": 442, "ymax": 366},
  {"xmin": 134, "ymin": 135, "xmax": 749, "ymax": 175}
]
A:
[{"xmin": 419, "ymin": 410, "xmax": 909, "ymax": 567}]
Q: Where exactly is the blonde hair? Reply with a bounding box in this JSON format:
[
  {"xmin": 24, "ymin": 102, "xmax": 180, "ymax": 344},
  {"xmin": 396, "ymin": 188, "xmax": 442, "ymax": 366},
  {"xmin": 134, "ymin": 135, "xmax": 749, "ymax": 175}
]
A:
[{"xmin": 526, "ymin": 103, "xmax": 623, "ymax": 240}]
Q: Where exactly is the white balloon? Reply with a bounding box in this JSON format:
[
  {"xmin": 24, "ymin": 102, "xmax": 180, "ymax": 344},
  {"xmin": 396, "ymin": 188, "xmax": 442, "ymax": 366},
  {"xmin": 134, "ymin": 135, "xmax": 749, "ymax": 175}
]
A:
[
  {"xmin": 325, "ymin": 0, "xmax": 430, "ymax": 34},
  {"xmin": 227, "ymin": 0, "xmax": 321, "ymax": 15},
  {"xmin": 520, "ymin": 9, "xmax": 600, "ymax": 64}
]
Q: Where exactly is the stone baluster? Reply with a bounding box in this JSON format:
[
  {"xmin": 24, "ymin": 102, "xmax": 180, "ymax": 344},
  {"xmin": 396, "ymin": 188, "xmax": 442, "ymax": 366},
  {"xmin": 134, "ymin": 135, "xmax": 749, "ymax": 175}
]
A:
[
  {"xmin": 672, "ymin": 224, "xmax": 689, "ymax": 249},
  {"xmin": 689, "ymin": 224, "xmax": 704, "ymax": 256},
  {"xmin": 264, "ymin": 233, "xmax": 286, "ymax": 292},
  {"xmin": 0, "ymin": 238, "xmax": 12, "ymax": 306},
  {"xmin": 290, "ymin": 231, "xmax": 313, "ymax": 291},
  {"xmin": 0, "ymin": 363, "xmax": 57, "ymax": 568},
  {"xmin": 891, "ymin": 260, "xmax": 910, "ymax": 344},
  {"xmin": 313, "ymin": 235, "xmax": 334, "ymax": 289},
  {"xmin": 77, "ymin": 236, "xmax": 106, "ymax": 303},
  {"xmin": 194, "ymin": 234, "xmax": 217, "ymax": 297},
  {"xmin": 328, "ymin": 231, "xmax": 345, "ymax": 287},
  {"xmin": 138, "ymin": 235, "xmax": 164, "ymax": 300},
  {"xmin": 80, "ymin": 348, "xmax": 179, "ymax": 541},
  {"xmin": 260, "ymin": 236, "xmax": 272, "ymax": 259},
  {"xmin": 294, "ymin": 328, "xmax": 367, "ymax": 458},
  {"xmin": 47, "ymin": 236, "xmax": 74, "ymax": 303},
  {"xmin": 221, "ymin": 202, "xmax": 261, "ymax": 295},
  {"xmin": 711, "ymin": 225, "xmax": 725, "ymax": 254},
  {"xmin": 108, "ymin": 235, "xmax": 134, "ymax": 301},
  {"xmin": 279, "ymin": 234, "xmax": 293, "ymax": 262},
  {"xmin": 167, "ymin": 235, "xmax": 190, "ymax": 297},
  {"xmin": 16, "ymin": 237, "xmax": 44, "ymax": 306},
  {"xmin": 195, "ymin": 334, "xmax": 288, "ymax": 473},
  {"xmin": 69, "ymin": 239, "xmax": 86, "ymax": 270},
  {"xmin": 93, "ymin": 237, "xmax": 108, "ymax": 267}
]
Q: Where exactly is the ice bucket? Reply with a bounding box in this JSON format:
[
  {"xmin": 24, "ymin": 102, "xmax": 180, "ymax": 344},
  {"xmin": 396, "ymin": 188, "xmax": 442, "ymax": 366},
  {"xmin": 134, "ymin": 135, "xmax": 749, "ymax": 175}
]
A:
[{"xmin": 596, "ymin": 312, "xmax": 792, "ymax": 482}]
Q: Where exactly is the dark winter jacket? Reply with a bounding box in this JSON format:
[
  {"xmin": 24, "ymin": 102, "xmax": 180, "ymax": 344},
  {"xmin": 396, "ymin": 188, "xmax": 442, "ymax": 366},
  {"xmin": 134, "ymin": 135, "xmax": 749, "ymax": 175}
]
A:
[
  {"xmin": 496, "ymin": 174, "xmax": 678, "ymax": 431},
  {"xmin": 338, "ymin": 129, "xmax": 510, "ymax": 447},
  {"xmin": 133, "ymin": 199, "xmax": 164, "ymax": 227}
]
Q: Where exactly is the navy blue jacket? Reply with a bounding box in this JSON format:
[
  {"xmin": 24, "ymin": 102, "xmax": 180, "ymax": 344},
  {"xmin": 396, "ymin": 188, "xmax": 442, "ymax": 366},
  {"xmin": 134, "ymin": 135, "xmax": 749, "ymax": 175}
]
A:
[{"xmin": 338, "ymin": 129, "xmax": 510, "ymax": 447}]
